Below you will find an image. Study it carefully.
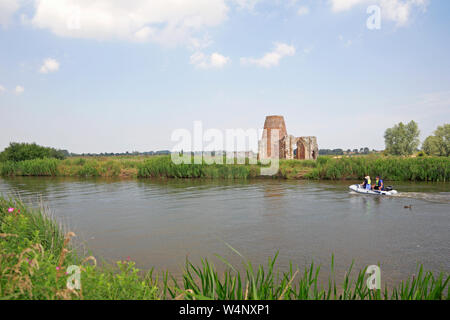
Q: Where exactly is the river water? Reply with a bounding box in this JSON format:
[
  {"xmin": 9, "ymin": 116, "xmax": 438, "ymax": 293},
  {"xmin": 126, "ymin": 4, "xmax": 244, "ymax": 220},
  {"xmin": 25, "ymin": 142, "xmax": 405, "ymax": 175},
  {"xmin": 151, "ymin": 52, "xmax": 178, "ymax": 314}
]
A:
[{"xmin": 1, "ymin": 177, "xmax": 449, "ymax": 285}]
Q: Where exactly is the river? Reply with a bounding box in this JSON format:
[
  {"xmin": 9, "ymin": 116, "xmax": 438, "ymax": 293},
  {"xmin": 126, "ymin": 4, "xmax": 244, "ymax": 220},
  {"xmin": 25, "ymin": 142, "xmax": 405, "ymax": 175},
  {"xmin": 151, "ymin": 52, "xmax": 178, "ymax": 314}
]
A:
[{"xmin": 1, "ymin": 177, "xmax": 449, "ymax": 286}]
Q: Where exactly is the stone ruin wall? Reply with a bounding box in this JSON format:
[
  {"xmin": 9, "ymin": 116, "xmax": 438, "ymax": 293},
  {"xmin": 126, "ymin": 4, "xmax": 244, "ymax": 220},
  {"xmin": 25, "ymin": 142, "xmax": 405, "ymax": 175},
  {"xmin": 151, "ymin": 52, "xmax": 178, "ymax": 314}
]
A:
[
  {"xmin": 296, "ymin": 136, "xmax": 319, "ymax": 160},
  {"xmin": 259, "ymin": 115, "xmax": 318, "ymax": 160}
]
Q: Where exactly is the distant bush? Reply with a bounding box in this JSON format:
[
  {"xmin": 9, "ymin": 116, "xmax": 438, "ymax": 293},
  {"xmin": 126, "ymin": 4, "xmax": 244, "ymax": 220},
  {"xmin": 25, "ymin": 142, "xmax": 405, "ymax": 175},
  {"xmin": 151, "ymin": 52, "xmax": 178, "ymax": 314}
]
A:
[
  {"xmin": 0, "ymin": 142, "xmax": 68, "ymax": 162},
  {"xmin": 417, "ymin": 151, "xmax": 426, "ymax": 157}
]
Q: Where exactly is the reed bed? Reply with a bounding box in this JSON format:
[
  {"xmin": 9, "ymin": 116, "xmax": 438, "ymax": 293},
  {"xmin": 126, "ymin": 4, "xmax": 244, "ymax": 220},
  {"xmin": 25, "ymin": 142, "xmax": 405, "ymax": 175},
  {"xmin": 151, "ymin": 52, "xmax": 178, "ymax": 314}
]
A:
[
  {"xmin": 0, "ymin": 198, "xmax": 448, "ymax": 300},
  {"xmin": 163, "ymin": 254, "xmax": 448, "ymax": 300},
  {"xmin": 0, "ymin": 159, "xmax": 59, "ymax": 176},
  {"xmin": 302, "ymin": 156, "xmax": 449, "ymax": 182},
  {"xmin": 0, "ymin": 155, "xmax": 448, "ymax": 181},
  {"xmin": 137, "ymin": 156, "xmax": 260, "ymax": 179}
]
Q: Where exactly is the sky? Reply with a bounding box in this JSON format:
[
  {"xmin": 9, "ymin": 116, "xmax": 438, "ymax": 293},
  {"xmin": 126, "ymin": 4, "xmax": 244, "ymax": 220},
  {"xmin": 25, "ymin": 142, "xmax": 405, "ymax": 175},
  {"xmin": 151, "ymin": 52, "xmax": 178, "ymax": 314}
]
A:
[{"xmin": 0, "ymin": 0, "xmax": 449, "ymax": 154}]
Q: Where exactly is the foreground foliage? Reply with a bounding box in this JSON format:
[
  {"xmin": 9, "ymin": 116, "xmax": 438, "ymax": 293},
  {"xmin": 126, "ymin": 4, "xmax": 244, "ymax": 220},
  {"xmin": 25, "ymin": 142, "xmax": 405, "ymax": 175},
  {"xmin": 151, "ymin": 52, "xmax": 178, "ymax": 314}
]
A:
[
  {"xmin": 0, "ymin": 198, "xmax": 448, "ymax": 300},
  {"xmin": 0, "ymin": 198, "xmax": 159, "ymax": 299}
]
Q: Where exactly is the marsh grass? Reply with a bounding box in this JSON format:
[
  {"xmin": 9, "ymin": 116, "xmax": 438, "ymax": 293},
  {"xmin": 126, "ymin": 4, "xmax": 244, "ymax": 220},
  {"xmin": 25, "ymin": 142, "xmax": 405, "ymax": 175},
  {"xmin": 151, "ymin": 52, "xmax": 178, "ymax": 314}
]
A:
[
  {"xmin": 1, "ymin": 155, "xmax": 448, "ymax": 181},
  {"xmin": 0, "ymin": 159, "xmax": 59, "ymax": 176},
  {"xmin": 137, "ymin": 156, "xmax": 261, "ymax": 179},
  {"xmin": 0, "ymin": 197, "xmax": 159, "ymax": 299},
  {"xmin": 280, "ymin": 156, "xmax": 449, "ymax": 182},
  {"xmin": 161, "ymin": 252, "xmax": 448, "ymax": 300}
]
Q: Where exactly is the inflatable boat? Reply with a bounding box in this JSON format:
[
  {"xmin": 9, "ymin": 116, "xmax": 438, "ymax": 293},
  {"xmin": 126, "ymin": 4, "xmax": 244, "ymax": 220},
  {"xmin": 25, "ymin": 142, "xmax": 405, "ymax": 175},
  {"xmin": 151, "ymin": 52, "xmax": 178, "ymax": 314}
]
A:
[{"xmin": 349, "ymin": 184, "xmax": 398, "ymax": 196}]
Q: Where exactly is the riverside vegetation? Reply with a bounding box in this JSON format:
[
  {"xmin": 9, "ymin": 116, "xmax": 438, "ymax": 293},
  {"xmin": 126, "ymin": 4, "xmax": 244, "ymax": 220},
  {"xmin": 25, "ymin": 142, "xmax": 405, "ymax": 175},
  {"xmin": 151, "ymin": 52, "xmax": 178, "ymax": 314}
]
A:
[
  {"xmin": 0, "ymin": 197, "xmax": 448, "ymax": 300},
  {"xmin": 0, "ymin": 155, "xmax": 448, "ymax": 182}
]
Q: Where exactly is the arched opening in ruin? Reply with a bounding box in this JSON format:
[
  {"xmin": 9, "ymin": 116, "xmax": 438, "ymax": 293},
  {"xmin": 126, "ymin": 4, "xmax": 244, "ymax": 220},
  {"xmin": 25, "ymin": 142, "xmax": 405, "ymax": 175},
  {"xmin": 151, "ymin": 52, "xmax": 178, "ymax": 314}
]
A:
[{"xmin": 296, "ymin": 142, "xmax": 306, "ymax": 160}]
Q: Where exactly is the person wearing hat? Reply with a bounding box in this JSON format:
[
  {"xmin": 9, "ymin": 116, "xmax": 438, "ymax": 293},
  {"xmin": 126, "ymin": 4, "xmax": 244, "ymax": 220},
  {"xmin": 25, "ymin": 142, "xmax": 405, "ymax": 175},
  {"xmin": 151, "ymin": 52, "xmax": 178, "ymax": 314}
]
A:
[{"xmin": 360, "ymin": 175, "xmax": 371, "ymax": 190}]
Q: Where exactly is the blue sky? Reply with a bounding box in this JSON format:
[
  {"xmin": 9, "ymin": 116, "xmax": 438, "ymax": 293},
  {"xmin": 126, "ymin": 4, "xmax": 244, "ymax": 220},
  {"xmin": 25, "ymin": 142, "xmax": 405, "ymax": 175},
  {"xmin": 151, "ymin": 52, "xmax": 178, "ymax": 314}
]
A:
[{"xmin": 0, "ymin": 0, "xmax": 449, "ymax": 153}]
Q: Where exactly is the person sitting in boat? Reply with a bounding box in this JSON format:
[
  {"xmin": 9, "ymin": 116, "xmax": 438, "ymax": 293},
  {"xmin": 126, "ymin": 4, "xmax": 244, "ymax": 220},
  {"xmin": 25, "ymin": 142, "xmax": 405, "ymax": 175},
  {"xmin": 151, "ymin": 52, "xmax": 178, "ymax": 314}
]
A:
[
  {"xmin": 372, "ymin": 176, "xmax": 384, "ymax": 191},
  {"xmin": 360, "ymin": 176, "xmax": 371, "ymax": 190}
]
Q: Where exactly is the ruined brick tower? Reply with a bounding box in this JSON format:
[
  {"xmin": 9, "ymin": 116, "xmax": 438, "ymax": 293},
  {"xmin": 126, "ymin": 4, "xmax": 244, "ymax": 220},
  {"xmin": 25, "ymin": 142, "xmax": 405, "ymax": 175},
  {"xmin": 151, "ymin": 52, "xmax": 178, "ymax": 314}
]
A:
[
  {"xmin": 258, "ymin": 115, "xmax": 318, "ymax": 160},
  {"xmin": 260, "ymin": 115, "xmax": 287, "ymax": 158}
]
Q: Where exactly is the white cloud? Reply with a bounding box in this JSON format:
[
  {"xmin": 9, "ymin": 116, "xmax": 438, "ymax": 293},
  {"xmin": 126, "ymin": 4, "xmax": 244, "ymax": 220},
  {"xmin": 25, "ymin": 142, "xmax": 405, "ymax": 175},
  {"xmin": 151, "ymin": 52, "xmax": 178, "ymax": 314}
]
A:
[
  {"xmin": 287, "ymin": 0, "xmax": 300, "ymax": 7},
  {"xmin": 338, "ymin": 34, "xmax": 352, "ymax": 47},
  {"xmin": 330, "ymin": 0, "xmax": 367, "ymax": 12},
  {"xmin": 188, "ymin": 35, "xmax": 213, "ymax": 51},
  {"xmin": 297, "ymin": 6, "xmax": 310, "ymax": 16},
  {"xmin": 0, "ymin": 0, "xmax": 20, "ymax": 26},
  {"xmin": 133, "ymin": 26, "xmax": 154, "ymax": 42},
  {"xmin": 39, "ymin": 58, "xmax": 60, "ymax": 73},
  {"xmin": 303, "ymin": 45, "xmax": 314, "ymax": 54},
  {"xmin": 329, "ymin": 0, "xmax": 429, "ymax": 26},
  {"xmin": 232, "ymin": 0, "xmax": 261, "ymax": 10},
  {"xmin": 379, "ymin": 0, "xmax": 429, "ymax": 26},
  {"xmin": 240, "ymin": 43, "xmax": 296, "ymax": 68},
  {"xmin": 14, "ymin": 85, "xmax": 24, "ymax": 95},
  {"xmin": 0, "ymin": 85, "xmax": 5, "ymax": 94},
  {"xmin": 28, "ymin": 0, "xmax": 234, "ymax": 46},
  {"xmin": 210, "ymin": 53, "xmax": 231, "ymax": 68},
  {"xmin": 190, "ymin": 52, "xmax": 231, "ymax": 69}
]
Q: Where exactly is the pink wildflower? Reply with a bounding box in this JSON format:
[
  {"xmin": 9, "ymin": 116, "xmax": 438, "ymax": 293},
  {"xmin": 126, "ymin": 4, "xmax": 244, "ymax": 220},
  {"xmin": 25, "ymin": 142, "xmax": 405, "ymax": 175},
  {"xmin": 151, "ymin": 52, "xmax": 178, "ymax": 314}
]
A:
[
  {"xmin": 56, "ymin": 266, "xmax": 60, "ymax": 271},
  {"xmin": 126, "ymin": 256, "xmax": 131, "ymax": 261},
  {"xmin": 8, "ymin": 208, "xmax": 14, "ymax": 213}
]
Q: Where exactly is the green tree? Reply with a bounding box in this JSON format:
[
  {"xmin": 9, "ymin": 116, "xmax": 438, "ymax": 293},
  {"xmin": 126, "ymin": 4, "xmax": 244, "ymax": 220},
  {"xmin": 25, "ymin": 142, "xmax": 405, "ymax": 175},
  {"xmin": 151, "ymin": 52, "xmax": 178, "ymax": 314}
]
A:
[
  {"xmin": 384, "ymin": 121, "xmax": 420, "ymax": 156},
  {"xmin": 422, "ymin": 124, "xmax": 450, "ymax": 156},
  {"xmin": 0, "ymin": 142, "xmax": 67, "ymax": 162}
]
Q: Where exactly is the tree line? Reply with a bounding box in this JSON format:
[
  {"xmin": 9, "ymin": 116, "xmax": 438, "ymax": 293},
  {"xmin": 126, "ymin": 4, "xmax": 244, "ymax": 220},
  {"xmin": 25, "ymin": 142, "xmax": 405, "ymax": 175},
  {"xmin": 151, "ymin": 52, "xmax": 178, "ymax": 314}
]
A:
[
  {"xmin": 0, "ymin": 143, "xmax": 172, "ymax": 162},
  {"xmin": 0, "ymin": 143, "xmax": 68, "ymax": 162},
  {"xmin": 319, "ymin": 148, "xmax": 374, "ymax": 156},
  {"xmin": 384, "ymin": 121, "xmax": 449, "ymax": 156},
  {"xmin": 0, "ymin": 122, "xmax": 448, "ymax": 162}
]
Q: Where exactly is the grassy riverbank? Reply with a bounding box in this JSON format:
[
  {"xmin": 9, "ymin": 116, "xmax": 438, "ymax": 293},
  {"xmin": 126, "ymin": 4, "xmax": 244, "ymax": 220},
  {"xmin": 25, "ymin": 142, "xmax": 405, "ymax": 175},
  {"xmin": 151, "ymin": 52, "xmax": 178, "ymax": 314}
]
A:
[
  {"xmin": 0, "ymin": 197, "xmax": 448, "ymax": 300},
  {"xmin": 280, "ymin": 156, "xmax": 449, "ymax": 181},
  {"xmin": 0, "ymin": 155, "xmax": 448, "ymax": 182},
  {"xmin": 0, "ymin": 156, "xmax": 143, "ymax": 178}
]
